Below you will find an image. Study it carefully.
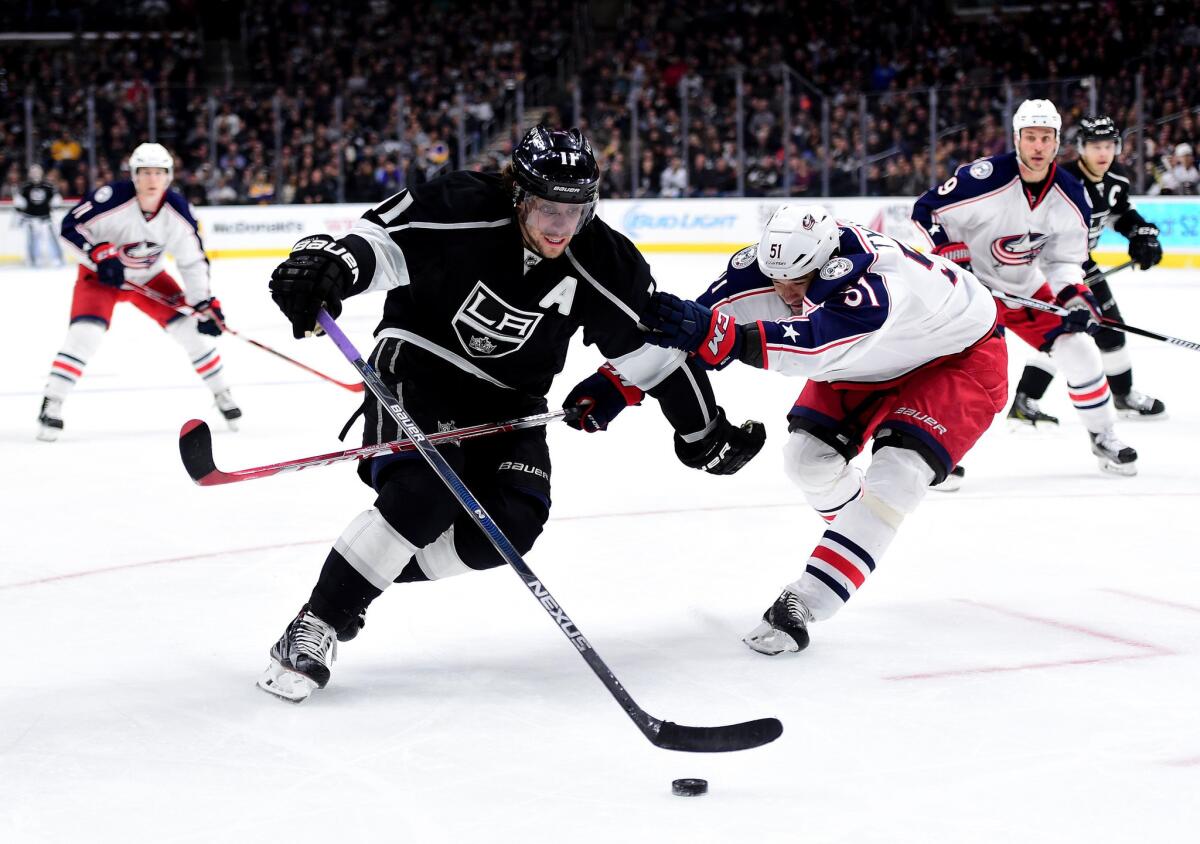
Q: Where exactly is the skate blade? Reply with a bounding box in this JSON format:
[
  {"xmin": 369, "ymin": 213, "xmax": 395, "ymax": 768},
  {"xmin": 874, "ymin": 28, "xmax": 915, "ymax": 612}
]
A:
[
  {"xmin": 743, "ymin": 621, "xmax": 802, "ymax": 656},
  {"xmin": 931, "ymin": 475, "xmax": 962, "ymax": 493},
  {"xmin": 36, "ymin": 427, "xmax": 61, "ymax": 442},
  {"xmin": 1006, "ymin": 417, "xmax": 1058, "ymax": 433},
  {"xmin": 257, "ymin": 660, "xmax": 318, "ymax": 703},
  {"xmin": 1117, "ymin": 409, "xmax": 1168, "ymax": 422},
  {"xmin": 1096, "ymin": 457, "xmax": 1138, "ymax": 477},
  {"xmin": 224, "ymin": 417, "xmax": 241, "ymax": 433}
]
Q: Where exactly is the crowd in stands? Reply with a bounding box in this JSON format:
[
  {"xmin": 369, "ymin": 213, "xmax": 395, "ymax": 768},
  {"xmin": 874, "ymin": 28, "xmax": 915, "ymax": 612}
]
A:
[{"xmin": 2, "ymin": 0, "xmax": 1199, "ymax": 205}]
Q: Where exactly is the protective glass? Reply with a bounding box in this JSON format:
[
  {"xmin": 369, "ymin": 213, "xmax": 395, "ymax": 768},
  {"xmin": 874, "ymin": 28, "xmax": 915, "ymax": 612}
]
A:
[{"xmin": 520, "ymin": 195, "xmax": 597, "ymax": 237}]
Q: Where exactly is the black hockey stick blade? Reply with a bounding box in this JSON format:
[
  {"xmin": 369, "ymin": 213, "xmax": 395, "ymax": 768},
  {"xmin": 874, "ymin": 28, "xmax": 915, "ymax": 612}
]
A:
[
  {"xmin": 652, "ymin": 716, "xmax": 783, "ymax": 752},
  {"xmin": 179, "ymin": 419, "xmax": 217, "ymax": 483}
]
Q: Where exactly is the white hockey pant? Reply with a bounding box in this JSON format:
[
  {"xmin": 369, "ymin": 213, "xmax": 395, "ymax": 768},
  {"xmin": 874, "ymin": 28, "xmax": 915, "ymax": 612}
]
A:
[
  {"xmin": 786, "ymin": 445, "xmax": 933, "ymax": 621},
  {"xmin": 1048, "ymin": 332, "xmax": 1115, "ymax": 433}
]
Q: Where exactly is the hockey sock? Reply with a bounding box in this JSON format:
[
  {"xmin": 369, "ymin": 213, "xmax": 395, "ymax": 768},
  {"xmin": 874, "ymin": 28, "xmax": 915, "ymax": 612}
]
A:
[
  {"xmin": 1015, "ymin": 357, "xmax": 1056, "ymax": 401},
  {"xmin": 309, "ymin": 549, "xmax": 383, "ymax": 633},
  {"xmin": 788, "ymin": 447, "xmax": 931, "ymax": 621},
  {"xmin": 1051, "ymin": 333, "xmax": 1115, "ymax": 432},
  {"xmin": 44, "ymin": 319, "xmax": 106, "ymax": 401},
  {"xmin": 789, "ymin": 500, "xmax": 895, "ymax": 621},
  {"xmin": 1101, "ymin": 346, "xmax": 1134, "ymax": 396},
  {"xmin": 164, "ymin": 319, "xmax": 230, "ymax": 394}
]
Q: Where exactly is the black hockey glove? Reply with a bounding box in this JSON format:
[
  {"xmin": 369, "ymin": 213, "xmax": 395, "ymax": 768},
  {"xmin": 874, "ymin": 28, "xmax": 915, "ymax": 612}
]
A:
[
  {"xmin": 674, "ymin": 407, "xmax": 766, "ymax": 475},
  {"xmin": 562, "ymin": 363, "xmax": 645, "ymax": 432},
  {"xmin": 269, "ymin": 234, "xmax": 359, "ymax": 338},
  {"xmin": 1127, "ymin": 224, "xmax": 1162, "ymax": 270},
  {"xmin": 193, "ymin": 297, "xmax": 225, "ymax": 337},
  {"xmin": 89, "ymin": 242, "xmax": 125, "ymax": 288}
]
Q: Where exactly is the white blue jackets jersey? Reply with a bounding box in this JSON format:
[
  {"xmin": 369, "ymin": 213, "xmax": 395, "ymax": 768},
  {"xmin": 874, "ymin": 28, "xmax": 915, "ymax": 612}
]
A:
[
  {"xmin": 911, "ymin": 153, "xmax": 1092, "ymax": 297},
  {"xmin": 698, "ymin": 222, "xmax": 999, "ymax": 384},
  {"xmin": 60, "ymin": 181, "xmax": 212, "ymax": 303}
]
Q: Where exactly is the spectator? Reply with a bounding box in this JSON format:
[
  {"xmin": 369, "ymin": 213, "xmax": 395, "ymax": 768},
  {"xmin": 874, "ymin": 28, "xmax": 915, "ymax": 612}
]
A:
[{"xmin": 659, "ymin": 155, "xmax": 688, "ymax": 197}]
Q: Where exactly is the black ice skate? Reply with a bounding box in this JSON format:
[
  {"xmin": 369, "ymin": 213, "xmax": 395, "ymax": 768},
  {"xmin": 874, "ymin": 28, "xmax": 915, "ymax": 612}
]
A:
[
  {"xmin": 930, "ymin": 465, "xmax": 966, "ymax": 492},
  {"xmin": 257, "ymin": 605, "xmax": 337, "ymax": 703},
  {"xmin": 214, "ymin": 389, "xmax": 242, "ymax": 431},
  {"xmin": 1007, "ymin": 392, "xmax": 1059, "ymax": 428},
  {"xmin": 1089, "ymin": 429, "xmax": 1138, "ymax": 476},
  {"xmin": 1114, "ymin": 390, "xmax": 1167, "ymax": 420},
  {"xmin": 743, "ymin": 590, "xmax": 814, "ymax": 655},
  {"xmin": 336, "ymin": 607, "xmax": 368, "ymax": 643},
  {"xmin": 37, "ymin": 397, "xmax": 63, "ymax": 442}
]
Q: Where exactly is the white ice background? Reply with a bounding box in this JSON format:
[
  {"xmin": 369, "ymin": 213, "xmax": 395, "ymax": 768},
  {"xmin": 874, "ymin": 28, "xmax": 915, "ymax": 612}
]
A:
[{"xmin": 1, "ymin": 256, "xmax": 1198, "ymax": 843}]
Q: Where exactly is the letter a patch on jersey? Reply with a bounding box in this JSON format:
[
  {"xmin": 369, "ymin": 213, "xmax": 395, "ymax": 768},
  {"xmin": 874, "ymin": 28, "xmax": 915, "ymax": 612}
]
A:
[
  {"xmin": 538, "ymin": 276, "xmax": 577, "ymax": 316},
  {"xmin": 453, "ymin": 280, "xmax": 544, "ymax": 358}
]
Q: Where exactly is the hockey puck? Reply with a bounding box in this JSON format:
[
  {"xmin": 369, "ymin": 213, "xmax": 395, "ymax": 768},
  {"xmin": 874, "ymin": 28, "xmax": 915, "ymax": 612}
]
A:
[{"xmin": 671, "ymin": 778, "xmax": 708, "ymax": 797}]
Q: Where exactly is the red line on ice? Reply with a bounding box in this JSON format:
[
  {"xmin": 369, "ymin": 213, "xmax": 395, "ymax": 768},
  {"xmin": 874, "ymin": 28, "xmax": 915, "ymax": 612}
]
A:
[
  {"xmin": 884, "ymin": 599, "xmax": 1171, "ymax": 681},
  {"xmin": 0, "ymin": 539, "xmax": 328, "ymax": 590},
  {"xmin": 1101, "ymin": 588, "xmax": 1200, "ymax": 615}
]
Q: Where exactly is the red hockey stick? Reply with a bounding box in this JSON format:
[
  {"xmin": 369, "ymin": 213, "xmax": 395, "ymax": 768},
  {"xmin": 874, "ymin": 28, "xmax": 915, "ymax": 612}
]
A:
[
  {"xmin": 125, "ymin": 281, "xmax": 364, "ymax": 392},
  {"xmin": 179, "ymin": 408, "xmax": 577, "ymax": 486}
]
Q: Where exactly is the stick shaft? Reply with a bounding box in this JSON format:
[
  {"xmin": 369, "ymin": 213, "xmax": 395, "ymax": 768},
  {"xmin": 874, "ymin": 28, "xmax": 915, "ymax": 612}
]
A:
[{"xmin": 125, "ymin": 281, "xmax": 364, "ymax": 391}]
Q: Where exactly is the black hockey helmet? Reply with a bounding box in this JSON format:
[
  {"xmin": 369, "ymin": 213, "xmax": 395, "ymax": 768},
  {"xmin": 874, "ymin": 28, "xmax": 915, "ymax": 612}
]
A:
[
  {"xmin": 1076, "ymin": 115, "xmax": 1122, "ymax": 153},
  {"xmin": 511, "ymin": 125, "xmax": 600, "ymax": 207}
]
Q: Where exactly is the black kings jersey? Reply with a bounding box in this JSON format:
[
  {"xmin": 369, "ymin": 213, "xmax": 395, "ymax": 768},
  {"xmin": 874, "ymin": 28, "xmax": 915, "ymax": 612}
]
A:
[
  {"xmin": 336, "ymin": 171, "xmax": 715, "ymax": 436},
  {"xmin": 1062, "ymin": 159, "xmax": 1148, "ymax": 257},
  {"xmin": 16, "ymin": 180, "xmax": 57, "ymax": 218}
]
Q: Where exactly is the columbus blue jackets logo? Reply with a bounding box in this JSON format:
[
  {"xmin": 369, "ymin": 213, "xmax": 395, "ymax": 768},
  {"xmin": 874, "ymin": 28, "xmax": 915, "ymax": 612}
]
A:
[
  {"xmin": 731, "ymin": 244, "xmax": 757, "ymax": 269},
  {"xmin": 118, "ymin": 240, "xmax": 165, "ymax": 269},
  {"xmin": 819, "ymin": 256, "xmax": 854, "ymax": 280},
  {"xmin": 990, "ymin": 232, "xmax": 1050, "ymax": 266},
  {"xmin": 452, "ymin": 281, "xmax": 544, "ymax": 358},
  {"xmin": 968, "ymin": 160, "xmax": 993, "ymax": 179}
]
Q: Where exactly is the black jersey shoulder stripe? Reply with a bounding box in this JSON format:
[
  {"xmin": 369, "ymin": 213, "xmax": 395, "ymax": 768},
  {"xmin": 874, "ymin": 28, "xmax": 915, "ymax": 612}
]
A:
[
  {"xmin": 384, "ymin": 217, "xmax": 512, "ymax": 233},
  {"xmin": 564, "ymin": 247, "xmax": 641, "ymax": 324},
  {"xmin": 373, "ymin": 190, "xmax": 414, "ymax": 224}
]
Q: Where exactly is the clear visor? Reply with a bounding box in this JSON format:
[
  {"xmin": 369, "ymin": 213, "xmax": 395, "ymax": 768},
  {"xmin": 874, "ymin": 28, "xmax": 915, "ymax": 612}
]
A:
[{"xmin": 520, "ymin": 195, "xmax": 596, "ymax": 237}]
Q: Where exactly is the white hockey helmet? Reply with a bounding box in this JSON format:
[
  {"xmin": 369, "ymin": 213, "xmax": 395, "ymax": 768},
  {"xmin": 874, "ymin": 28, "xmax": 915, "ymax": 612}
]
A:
[
  {"xmin": 756, "ymin": 204, "xmax": 840, "ymax": 280},
  {"xmin": 1012, "ymin": 99, "xmax": 1062, "ymax": 150},
  {"xmin": 129, "ymin": 142, "xmax": 174, "ymax": 182},
  {"xmin": 28, "ymin": 163, "xmax": 44, "ymax": 182}
]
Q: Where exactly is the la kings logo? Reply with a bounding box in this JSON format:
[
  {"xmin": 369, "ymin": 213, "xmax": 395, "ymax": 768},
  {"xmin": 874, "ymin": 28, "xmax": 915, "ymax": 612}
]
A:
[{"xmin": 452, "ymin": 281, "xmax": 543, "ymax": 358}]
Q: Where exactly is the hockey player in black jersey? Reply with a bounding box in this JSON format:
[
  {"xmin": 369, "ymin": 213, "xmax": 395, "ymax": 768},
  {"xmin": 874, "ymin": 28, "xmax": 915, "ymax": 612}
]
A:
[
  {"xmin": 258, "ymin": 125, "xmax": 766, "ymax": 702},
  {"xmin": 13, "ymin": 164, "xmax": 63, "ymax": 268},
  {"xmin": 1008, "ymin": 115, "xmax": 1166, "ymax": 425}
]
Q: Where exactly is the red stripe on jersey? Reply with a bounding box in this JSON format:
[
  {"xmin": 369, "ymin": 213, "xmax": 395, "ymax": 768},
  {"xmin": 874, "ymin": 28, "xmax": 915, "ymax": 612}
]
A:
[
  {"xmin": 196, "ymin": 356, "xmax": 222, "ymax": 375},
  {"xmin": 811, "ymin": 544, "xmax": 866, "ymax": 588},
  {"xmin": 52, "ymin": 360, "xmax": 84, "ymax": 377}
]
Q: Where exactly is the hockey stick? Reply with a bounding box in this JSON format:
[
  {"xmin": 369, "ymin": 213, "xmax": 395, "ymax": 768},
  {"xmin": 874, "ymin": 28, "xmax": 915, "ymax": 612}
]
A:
[
  {"xmin": 178, "ymin": 408, "xmax": 577, "ymax": 486},
  {"xmin": 993, "ymin": 290, "xmax": 1200, "ymax": 352},
  {"xmin": 1084, "ymin": 259, "xmax": 1135, "ymax": 287},
  {"xmin": 124, "ymin": 281, "xmax": 364, "ymax": 393},
  {"xmin": 316, "ymin": 309, "xmax": 783, "ymax": 753}
]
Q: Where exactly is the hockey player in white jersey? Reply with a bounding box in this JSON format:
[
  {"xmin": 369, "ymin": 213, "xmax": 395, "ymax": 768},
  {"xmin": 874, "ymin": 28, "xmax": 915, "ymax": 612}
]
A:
[
  {"xmin": 638, "ymin": 205, "xmax": 1008, "ymax": 654},
  {"xmin": 912, "ymin": 99, "xmax": 1137, "ymax": 475},
  {"xmin": 36, "ymin": 143, "xmax": 241, "ymax": 440}
]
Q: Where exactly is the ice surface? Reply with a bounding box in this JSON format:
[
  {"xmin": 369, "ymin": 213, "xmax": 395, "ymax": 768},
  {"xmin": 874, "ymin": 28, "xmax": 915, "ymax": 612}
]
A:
[{"xmin": 2, "ymin": 257, "xmax": 1197, "ymax": 843}]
